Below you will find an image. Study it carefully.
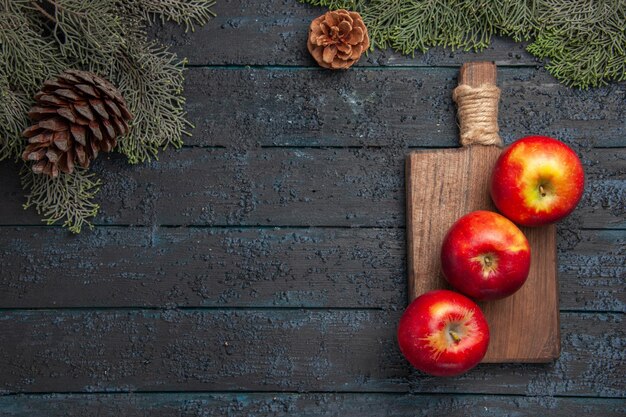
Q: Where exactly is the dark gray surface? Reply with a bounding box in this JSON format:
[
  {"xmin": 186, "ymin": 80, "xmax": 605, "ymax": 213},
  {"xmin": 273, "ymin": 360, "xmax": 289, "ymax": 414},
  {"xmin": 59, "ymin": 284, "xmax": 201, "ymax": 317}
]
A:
[
  {"xmin": 0, "ymin": 0, "xmax": 624, "ymax": 415},
  {"xmin": 0, "ymin": 228, "xmax": 623, "ymax": 311},
  {"xmin": 0, "ymin": 310, "xmax": 623, "ymax": 396},
  {"xmin": 1, "ymin": 393, "xmax": 625, "ymax": 417}
]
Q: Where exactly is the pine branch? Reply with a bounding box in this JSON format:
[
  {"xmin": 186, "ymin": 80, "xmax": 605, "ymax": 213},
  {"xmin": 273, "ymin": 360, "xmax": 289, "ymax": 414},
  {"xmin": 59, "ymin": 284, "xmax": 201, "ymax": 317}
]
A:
[
  {"xmin": 21, "ymin": 165, "xmax": 101, "ymax": 233},
  {"xmin": 0, "ymin": 72, "xmax": 31, "ymax": 161},
  {"xmin": 30, "ymin": 1, "xmax": 56, "ymax": 24},
  {"xmin": 527, "ymin": 0, "xmax": 626, "ymax": 88},
  {"xmin": 300, "ymin": 0, "xmax": 626, "ymax": 88},
  {"xmin": 36, "ymin": 0, "xmax": 127, "ymax": 71},
  {"xmin": 299, "ymin": 0, "xmax": 358, "ymax": 9},
  {"xmin": 0, "ymin": 0, "xmax": 65, "ymax": 92},
  {"xmin": 111, "ymin": 41, "xmax": 189, "ymax": 164},
  {"xmin": 123, "ymin": 0, "xmax": 217, "ymax": 32}
]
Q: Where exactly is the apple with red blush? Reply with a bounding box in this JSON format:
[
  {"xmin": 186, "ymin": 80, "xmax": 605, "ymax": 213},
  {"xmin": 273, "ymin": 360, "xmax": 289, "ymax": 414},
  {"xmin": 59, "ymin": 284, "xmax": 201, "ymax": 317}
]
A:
[
  {"xmin": 490, "ymin": 135, "xmax": 585, "ymax": 227},
  {"xmin": 441, "ymin": 210, "xmax": 531, "ymax": 301},
  {"xmin": 397, "ymin": 289, "xmax": 490, "ymax": 377}
]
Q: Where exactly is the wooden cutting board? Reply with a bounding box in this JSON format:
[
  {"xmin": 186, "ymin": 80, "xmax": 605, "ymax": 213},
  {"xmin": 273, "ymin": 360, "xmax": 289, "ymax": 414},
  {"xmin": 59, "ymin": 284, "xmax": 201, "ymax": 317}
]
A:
[{"xmin": 405, "ymin": 62, "xmax": 560, "ymax": 363}]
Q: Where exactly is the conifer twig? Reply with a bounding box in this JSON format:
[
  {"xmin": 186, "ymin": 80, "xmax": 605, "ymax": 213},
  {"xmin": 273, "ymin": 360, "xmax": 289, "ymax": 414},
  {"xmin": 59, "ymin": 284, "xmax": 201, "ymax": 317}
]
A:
[{"xmin": 30, "ymin": 1, "xmax": 56, "ymax": 24}]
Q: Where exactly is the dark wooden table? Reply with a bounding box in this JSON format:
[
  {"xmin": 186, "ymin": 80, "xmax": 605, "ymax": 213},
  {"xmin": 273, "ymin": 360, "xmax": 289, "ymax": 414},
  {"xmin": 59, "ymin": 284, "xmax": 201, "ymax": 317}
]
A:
[{"xmin": 1, "ymin": 1, "xmax": 624, "ymax": 415}]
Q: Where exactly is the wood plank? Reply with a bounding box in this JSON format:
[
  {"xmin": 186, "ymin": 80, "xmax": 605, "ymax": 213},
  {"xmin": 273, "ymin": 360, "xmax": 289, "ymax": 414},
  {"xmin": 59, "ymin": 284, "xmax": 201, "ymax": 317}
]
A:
[
  {"xmin": 181, "ymin": 67, "xmax": 626, "ymax": 148},
  {"xmin": 0, "ymin": 228, "xmax": 622, "ymax": 312},
  {"xmin": 149, "ymin": 0, "xmax": 538, "ymax": 67},
  {"xmin": 1, "ymin": 393, "xmax": 624, "ymax": 416},
  {"xmin": 0, "ymin": 227, "xmax": 406, "ymax": 309},
  {"xmin": 557, "ymin": 229, "xmax": 625, "ymax": 312},
  {"xmin": 0, "ymin": 311, "xmax": 623, "ymax": 396},
  {"xmin": 0, "ymin": 148, "xmax": 622, "ymax": 228}
]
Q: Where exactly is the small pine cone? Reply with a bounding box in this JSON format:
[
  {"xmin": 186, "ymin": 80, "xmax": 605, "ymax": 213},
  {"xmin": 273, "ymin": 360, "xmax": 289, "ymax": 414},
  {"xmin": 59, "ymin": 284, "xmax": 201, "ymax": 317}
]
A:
[
  {"xmin": 307, "ymin": 9, "xmax": 370, "ymax": 70},
  {"xmin": 22, "ymin": 69, "xmax": 132, "ymax": 177}
]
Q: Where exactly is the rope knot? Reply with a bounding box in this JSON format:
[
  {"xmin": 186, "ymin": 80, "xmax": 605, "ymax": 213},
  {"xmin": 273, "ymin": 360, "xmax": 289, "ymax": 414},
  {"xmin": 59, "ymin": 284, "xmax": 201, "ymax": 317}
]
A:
[{"xmin": 452, "ymin": 84, "xmax": 502, "ymax": 146}]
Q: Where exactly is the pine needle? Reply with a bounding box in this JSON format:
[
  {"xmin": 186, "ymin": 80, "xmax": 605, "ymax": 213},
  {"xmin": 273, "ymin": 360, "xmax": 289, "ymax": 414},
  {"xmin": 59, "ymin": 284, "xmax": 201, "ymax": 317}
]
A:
[
  {"xmin": 0, "ymin": 72, "xmax": 31, "ymax": 161},
  {"xmin": 45, "ymin": 0, "xmax": 126, "ymax": 70},
  {"xmin": 21, "ymin": 166, "xmax": 101, "ymax": 233},
  {"xmin": 0, "ymin": 0, "xmax": 65, "ymax": 91},
  {"xmin": 300, "ymin": 0, "xmax": 626, "ymax": 88},
  {"xmin": 111, "ymin": 41, "xmax": 190, "ymax": 164},
  {"xmin": 124, "ymin": 0, "xmax": 217, "ymax": 32}
]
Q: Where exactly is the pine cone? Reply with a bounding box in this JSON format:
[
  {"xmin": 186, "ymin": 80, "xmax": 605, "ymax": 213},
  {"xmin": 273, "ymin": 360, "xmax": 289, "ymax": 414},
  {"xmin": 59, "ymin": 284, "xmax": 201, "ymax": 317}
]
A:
[
  {"xmin": 22, "ymin": 69, "xmax": 132, "ymax": 177},
  {"xmin": 307, "ymin": 9, "xmax": 370, "ymax": 70}
]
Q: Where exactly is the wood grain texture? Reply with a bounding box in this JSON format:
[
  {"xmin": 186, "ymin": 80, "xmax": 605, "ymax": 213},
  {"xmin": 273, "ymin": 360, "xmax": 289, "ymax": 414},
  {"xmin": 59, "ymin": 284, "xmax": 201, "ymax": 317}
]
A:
[
  {"xmin": 179, "ymin": 67, "xmax": 626, "ymax": 148},
  {"xmin": 407, "ymin": 146, "xmax": 501, "ymax": 298},
  {"xmin": 0, "ymin": 228, "xmax": 622, "ymax": 312},
  {"xmin": 0, "ymin": 227, "xmax": 406, "ymax": 309},
  {"xmin": 406, "ymin": 63, "xmax": 559, "ymax": 362},
  {"xmin": 1, "ymin": 393, "xmax": 624, "ymax": 417},
  {"xmin": 0, "ymin": 310, "xmax": 623, "ymax": 397},
  {"xmin": 0, "ymin": 147, "xmax": 622, "ymax": 228}
]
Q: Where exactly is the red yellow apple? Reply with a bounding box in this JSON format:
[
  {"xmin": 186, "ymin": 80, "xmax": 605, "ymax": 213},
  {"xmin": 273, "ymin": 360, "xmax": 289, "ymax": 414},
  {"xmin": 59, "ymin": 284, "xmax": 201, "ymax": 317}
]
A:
[
  {"xmin": 397, "ymin": 289, "xmax": 490, "ymax": 377},
  {"xmin": 490, "ymin": 135, "xmax": 585, "ymax": 226},
  {"xmin": 441, "ymin": 210, "xmax": 531, "ymax": 301}
]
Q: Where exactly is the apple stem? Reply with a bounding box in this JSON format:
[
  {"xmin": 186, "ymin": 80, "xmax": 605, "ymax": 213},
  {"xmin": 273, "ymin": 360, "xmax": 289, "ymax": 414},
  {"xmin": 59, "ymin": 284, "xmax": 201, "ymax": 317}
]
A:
[
  {"xmin": 449, "ymin": 331, "xmax": 461, "ymax": 343},
  {"xmin": 484, "ymin": 256, "xmax": 492, "ymax": 267},
  {"xmin": 539, "ymin": 185, "xmax": 546, "ymax": 197}
]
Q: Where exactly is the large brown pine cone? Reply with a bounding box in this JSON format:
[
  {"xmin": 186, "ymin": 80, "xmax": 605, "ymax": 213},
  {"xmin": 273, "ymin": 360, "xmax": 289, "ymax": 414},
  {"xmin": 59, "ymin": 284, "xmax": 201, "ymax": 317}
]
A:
[
  {"xmin": 307, "ymin": 9, "xmax": 370, "ymax": 69},
  {"xmin": 22, "ymin": 69, "xmax": 132, "ymax": 177}
]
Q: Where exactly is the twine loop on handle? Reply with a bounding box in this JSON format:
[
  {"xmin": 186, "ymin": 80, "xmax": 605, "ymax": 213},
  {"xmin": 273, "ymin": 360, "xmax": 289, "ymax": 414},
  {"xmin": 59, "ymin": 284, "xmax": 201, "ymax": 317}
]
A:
[{"xmin": 452, "ymin": 84, "xmax": 502, "ymax": 146}]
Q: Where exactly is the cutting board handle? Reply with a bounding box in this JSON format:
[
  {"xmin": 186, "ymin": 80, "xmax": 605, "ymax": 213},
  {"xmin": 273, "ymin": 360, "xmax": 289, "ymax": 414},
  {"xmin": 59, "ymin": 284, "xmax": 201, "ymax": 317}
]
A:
[{"xmin": 453, "ymin": 62, "xmax": 503, "ymax": 147}]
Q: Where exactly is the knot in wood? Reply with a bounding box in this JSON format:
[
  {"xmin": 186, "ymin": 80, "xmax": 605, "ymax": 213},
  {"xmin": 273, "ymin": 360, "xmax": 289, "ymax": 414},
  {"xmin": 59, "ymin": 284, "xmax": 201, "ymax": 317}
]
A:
[{"xmin": 452, "ymin": 84, "xmax": 502, "ymax": 147}]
